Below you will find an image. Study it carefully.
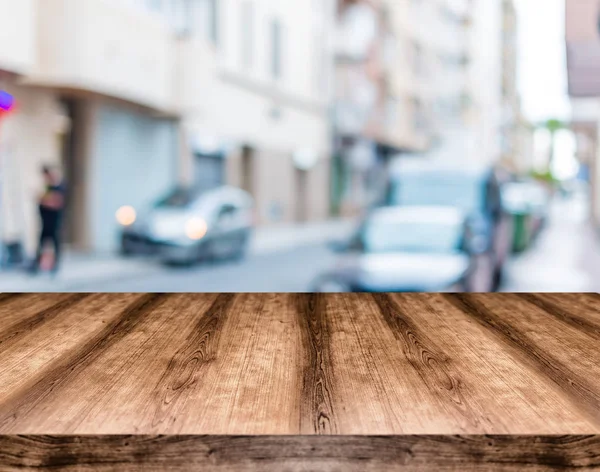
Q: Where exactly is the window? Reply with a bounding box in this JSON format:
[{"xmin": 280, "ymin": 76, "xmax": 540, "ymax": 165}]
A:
[
  {"xmin": 241, "ymin": 1, "xmax": 254, "ymax": 69},
  {"xmin": 314, "ymin": 32, "xmax": 327, "ymax": 94},
  {"xmin": 130, "ymin": 0, "xmax": 193, "ymax": 34},
  {"xmin": 170, "ymin": 0, "xmax": 194, "ymax": 35},
  {"xmin": 271, "ymin": 19, "xmax": 283, "ymax": 80},
  {"xmin": 361, "ymin": 218, "xmax": 464, "ymax": 254},
  {"xmin": 312, "ymin": 0, "xmax": 329, "ymax": 94},
  {"xmin": 389, "ymin": 174, "xmax": 484, "ymax": 213},
  {"xmin": 187, "ymin": 0, "xmax": 217, "ymax": 42},
  {"xmin": 210, "ymin": 0, "xmax": 220, "ymax": 46},
  {"xmin": 412, "ymin": 42, "xmax": 426, "ymax": 77},
  {"xmin": 413, "ymin": 98, "xmax": 428, "ymax": 131},
  {"xmin": 154, "ymin": 187, "xmax": 198, "ymax": 209},
  {"xmin": 145, "ymin": 0, "xmax": 163, "ymax": 12},
  {"xmin": 217, "ymin": 204, "xmax": 239, "ymax": 224},
  {"xmin": 337, "ymin": 4, "xmax": 378, "ymax": 60}
]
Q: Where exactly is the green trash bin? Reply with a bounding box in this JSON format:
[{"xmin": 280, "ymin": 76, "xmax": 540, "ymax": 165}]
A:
[
  {"xmin": 502, "ymin": 182, "xmax": 537, "ymax": 254},
  {"xmin": 511, "ymin": 211, "xmax": 531, "ymax": 253}
]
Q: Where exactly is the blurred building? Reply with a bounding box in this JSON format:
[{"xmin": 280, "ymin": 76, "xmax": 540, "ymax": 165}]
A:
[
  {"xmin": 427, "ymin": 0, "xmax": 473, "ymax": 145},
  {"xmin": 566, "ymin": 0, "xmax": 600, "ymax": 228},
  {"xmin": 333, "ymin": 0, "xmax": 398, "ymax": 216},
  {"xmin": 332, "ymin": 0, "xmax": 474, "ymax": 216},
  {"xmin": 459, "ymin": 0, "xmax": 504, "ymax": 167},
  {"xmin": 498, "ymin": 0, "xmax": 530, "ymax": 174},
  {"xmin": 182, "ymin": 0, "xmax": 335, "ymax": 227},
  {"xmin": 0, "ymin": 0, "xmax": 335, "ymax": 254}
]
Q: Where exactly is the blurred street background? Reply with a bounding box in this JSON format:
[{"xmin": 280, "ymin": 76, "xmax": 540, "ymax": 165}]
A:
[{"xmin": 0, "ymin": 0, "xmax": 598, "ymax": 293}]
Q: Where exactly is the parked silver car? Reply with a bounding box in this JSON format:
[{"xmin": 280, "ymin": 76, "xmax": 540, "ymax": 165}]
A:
[
  {"xmin": 313, "ymin": 206, "xmax": 487, "ymax": 293},
  {"xmin": 118, "ymin": 186, "xmax": 255, "ymax": 265}
]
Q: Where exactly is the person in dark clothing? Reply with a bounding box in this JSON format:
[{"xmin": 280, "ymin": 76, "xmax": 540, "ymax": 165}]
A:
[{"xmin": 29, "ymin": 166, "xmax": 66, "ymax": 275}]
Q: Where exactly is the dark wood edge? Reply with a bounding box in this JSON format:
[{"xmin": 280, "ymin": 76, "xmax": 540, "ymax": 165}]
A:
[{"xmin": 1, "ymin": 435, "xmax": 599, "ymax": 471}]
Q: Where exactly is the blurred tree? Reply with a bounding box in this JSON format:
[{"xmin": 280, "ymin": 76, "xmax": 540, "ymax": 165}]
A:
[{"xmin": 543, "ymin": 118, "xmax": 567, "ymax": 170}]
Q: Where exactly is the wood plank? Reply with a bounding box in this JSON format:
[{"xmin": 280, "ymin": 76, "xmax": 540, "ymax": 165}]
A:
[
  {"xmin": 0, "ymin": 294, "xmax": 141, "ymax": 404},
  {"xmin": 0, "ymin": 293, "xmax": 599, "ymax": 470},
  {"xmin": 516, "ymin": 293, "xmax": 600, "ymax": 341},
  {"xmin": 0, "ymin": 293, "xmax": 83, "ymax": 353},
  {"xmin": 167, "ymin": 293, "xmax": 302, "ymax": 434},
  {"xmin": 444, "ymin": 293, "xmax": 600, "ymax": 427},
  {"xmin": 385, "ymin": 293, "xmax": 599, "ymax": 433},
  {"xmin": 0, "ymin": 294, "xmax": 167, "ymax": 432},
  {"xmin": 321, "ymin": 293, "xmax": 419, "ymax": 434},
  {"xmin": 2, "ymin": 294, "xmax": 222, "ymax": 434}
]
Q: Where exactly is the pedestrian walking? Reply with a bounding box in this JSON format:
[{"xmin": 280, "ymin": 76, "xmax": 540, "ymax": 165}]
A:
[{"xmin": 29, "ymin": 166, "xmax": 66, "ymax": 275}]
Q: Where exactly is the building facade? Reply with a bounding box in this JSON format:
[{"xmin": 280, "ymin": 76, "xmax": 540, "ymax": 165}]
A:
[
  {"xmin": 332, "ymin": 0, "xmax": 474, "ymax": 215},
  {"xmin": 0, "ymin": 0, "xmax": 334, "ymax": 255},
  {"xmin": 499, "ymin": 0, "xmax": 521, "ymax": 170},
  {"xmin": 182, "ymin": 0, "xmax": 335, "ymax": 225},
  {"xmin": 566, "ymin": 0, "xmax": 600, "ymax": 228},
  {"xmin": 461, "ymin": 0, "xmax": 504, "ymax": 167}
]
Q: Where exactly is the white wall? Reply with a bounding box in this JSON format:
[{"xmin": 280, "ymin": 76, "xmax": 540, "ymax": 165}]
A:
[
  {"xmin": 26, "ymin": 0, "xmax": 178, "ymax": 113},
  {"xmin": 467, "ymin": 0, "xmax": 504, "ymax": 166},
  {"xmin": 0, "ymin": 0, "xmax": 36, "ymax": 74},
  {"xmin": 183, "ymin": 0, "xmax": 332, "ymax": 156},
  {"xmin": 184, "ymin": 75, "xmax": 330, "ymax": 156},
  {"xmin": 218, "ymin": 0, "xmax": 333, "ymax": 106},
  {"xmin": 18, "ymin": 0, "xmax": 331, "ymax": 154}
]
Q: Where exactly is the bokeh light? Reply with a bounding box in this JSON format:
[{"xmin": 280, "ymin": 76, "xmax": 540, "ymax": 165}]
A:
[
  {"xmin": 185, "ymin": 217, "xmax": 208, "ymax": 240},
  {"xmin": 0, "ymin": 91, "xmax": 15, "ymax": 112},
  {"xmin": 116, "ymin": 206, "xmax": 137, "ymax": 226}
]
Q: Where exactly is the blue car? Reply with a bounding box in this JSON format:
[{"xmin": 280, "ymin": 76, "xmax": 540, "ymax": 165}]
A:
[{"xmin": 383, "ymin": 161, "xmax": 514, "ymax": 292}]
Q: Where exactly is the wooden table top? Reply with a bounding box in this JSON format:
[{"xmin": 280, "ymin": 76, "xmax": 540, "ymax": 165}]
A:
[{"xmin": 1, "ymin": 292, "xmax": 600, "ymax": 470}]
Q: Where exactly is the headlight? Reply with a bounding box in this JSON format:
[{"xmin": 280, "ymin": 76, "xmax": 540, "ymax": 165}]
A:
[
  {"xmin": 116, "ymin": 206, "xmax": 136, "ymax": 226},
  {"xmin": 185, "ymin": 217, "xmax": 208, "ymax": 240}
]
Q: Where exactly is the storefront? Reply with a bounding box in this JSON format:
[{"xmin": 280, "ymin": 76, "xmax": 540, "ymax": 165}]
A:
[
  {"xmin": 88, "ymin": 104, "xmax": 178, "ymax": 252},
  {"xmin": 189, "ymin": 135, "xmax": 228, "ymax": 193},
  {"xmin": 0, "ymin": 80, "xmax": 65, "ymax": 260}
]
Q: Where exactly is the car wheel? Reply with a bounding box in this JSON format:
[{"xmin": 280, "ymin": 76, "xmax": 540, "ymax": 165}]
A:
[
  {"xmin": 120, "ymin": 238, "xmax": 135, "ymax": 257},
  {"xmin": 192, "ymin": 242, "xmax": 209, "ymax": 264},
  {"xmin": 231, "ymin": 234, "xmax": 250, "ymax": 261}
]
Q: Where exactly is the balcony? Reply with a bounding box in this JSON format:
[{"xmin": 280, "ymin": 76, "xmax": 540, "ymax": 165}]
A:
[
  {"xmin": 335, "ymin": 2, "xmax": 379, "ymax": 63},
  {"xmin": 0, "ymin": 0, "xmax": 36, "ymax": 75},
  {"xmin": 22, "ymin": 0, "xmax": 179, "ymax": 114},
  {"xmin": 566, "ymin": 0, "xmax": 600, "ymax": 97}
]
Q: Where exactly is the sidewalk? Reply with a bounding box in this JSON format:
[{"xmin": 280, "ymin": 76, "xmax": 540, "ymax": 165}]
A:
[
  {"xmin": 0, "ymin": 253, "xmax": 161, "ymax": 292},
  {"xmin": 502, "ymin": 188, "xmax": 600, "ymax": 292},
  {"xmin": 0, "ymin": 218, "xmax": 355, "ymax": 292}
]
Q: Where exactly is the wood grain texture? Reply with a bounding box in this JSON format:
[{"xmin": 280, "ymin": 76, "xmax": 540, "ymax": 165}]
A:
[
  {"xmin": 0, "ymin": 293, "xmax": 599, "ymax": 471},
  {"xmin": 0, "ymin": 435, "xmax": 599, "ymax": 471}
]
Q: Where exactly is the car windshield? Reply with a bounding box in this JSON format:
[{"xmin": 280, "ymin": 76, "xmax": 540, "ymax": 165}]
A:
[
  {"xmin": 154, "ymin": 188, "xmax": 198, "ymax": 209},
  {"xmin": 389, "ymin": 173, "xmax": 484, "ymax": 213},
  {"xmin": 360, "ymin": 219, "xmax": 464, "ymax": 254}
]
